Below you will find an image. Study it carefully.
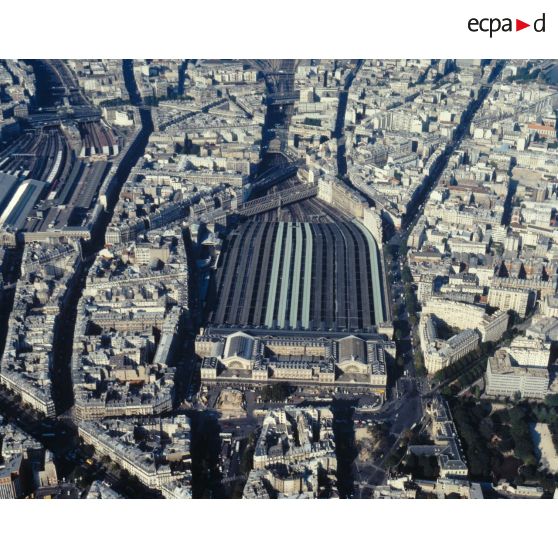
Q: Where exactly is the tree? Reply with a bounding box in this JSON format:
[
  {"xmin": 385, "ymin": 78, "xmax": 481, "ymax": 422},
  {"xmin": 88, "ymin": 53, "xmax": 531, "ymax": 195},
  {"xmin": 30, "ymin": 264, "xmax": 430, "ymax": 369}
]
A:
[
  {"xmin": 545, "ymin": 394, "xmax": 558, "ymax": 408},
  {"xmin": 239, "ymin": 433, "xmax": 256, "ymax": 475},
  {"xmin": 508, "ymin": 404, "xmax": 538, "ymax": 467},
  {"xmin": 401, "ymin": 266, "xmax": 413, "ymax": 284},
  {"xmin": 263, "ymin": 382, "xmax": 293, "ymax": 402},
  {"xmin": 413, "ymin": 353, "xmax": 426, "ymax": 377}
]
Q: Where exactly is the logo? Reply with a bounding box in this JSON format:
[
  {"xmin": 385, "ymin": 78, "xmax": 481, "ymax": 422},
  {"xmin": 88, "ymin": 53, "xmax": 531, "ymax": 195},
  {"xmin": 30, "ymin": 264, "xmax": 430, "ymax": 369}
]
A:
[{"xmin": 468, "ymin": 13, "xmax": 546, "ymax": 37}]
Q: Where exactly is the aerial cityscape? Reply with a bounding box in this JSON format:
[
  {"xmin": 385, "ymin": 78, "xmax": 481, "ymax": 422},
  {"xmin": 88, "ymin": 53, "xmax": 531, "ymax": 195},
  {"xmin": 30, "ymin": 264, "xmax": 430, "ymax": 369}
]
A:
[{"xmin": 2, "ymin": 58, "xmax": 558, "ymax": 499}]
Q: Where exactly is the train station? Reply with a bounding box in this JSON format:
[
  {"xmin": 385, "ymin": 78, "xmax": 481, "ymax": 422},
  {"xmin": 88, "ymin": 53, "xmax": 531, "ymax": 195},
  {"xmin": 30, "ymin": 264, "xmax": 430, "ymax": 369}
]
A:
[{"xmin": 211, "ymin": 219, "xmax": 388, "ymax": 334}]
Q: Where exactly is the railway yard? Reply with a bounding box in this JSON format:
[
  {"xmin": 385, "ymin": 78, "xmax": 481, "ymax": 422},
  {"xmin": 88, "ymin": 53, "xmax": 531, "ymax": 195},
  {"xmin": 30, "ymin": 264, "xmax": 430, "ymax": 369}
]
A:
[{"xmin": 0, "ymin": 59, "xmax": 132, "ymax": 245}]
